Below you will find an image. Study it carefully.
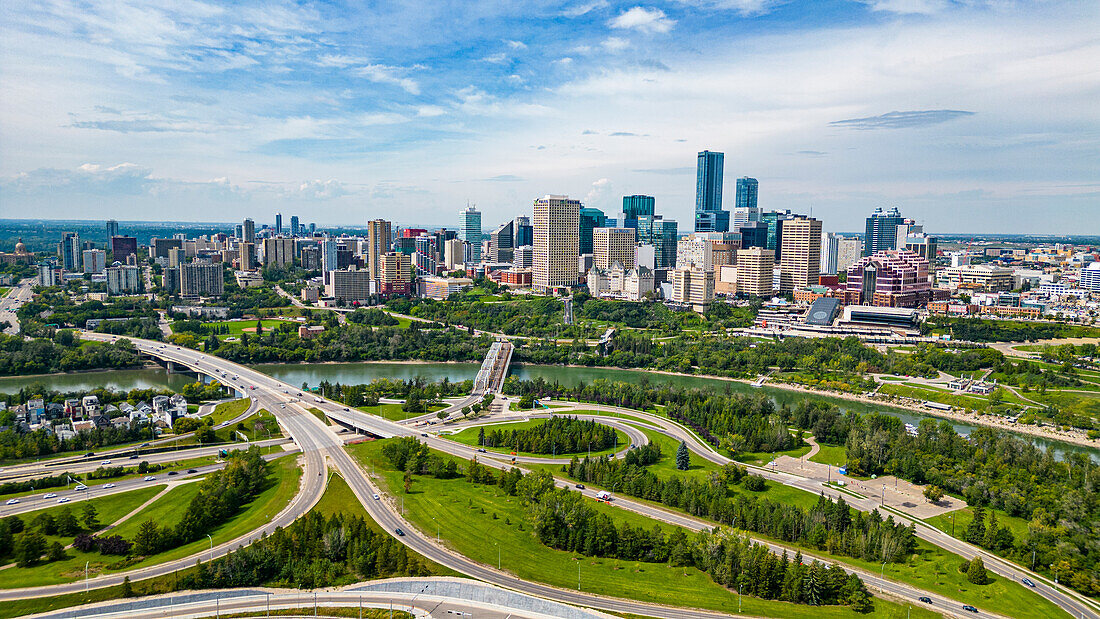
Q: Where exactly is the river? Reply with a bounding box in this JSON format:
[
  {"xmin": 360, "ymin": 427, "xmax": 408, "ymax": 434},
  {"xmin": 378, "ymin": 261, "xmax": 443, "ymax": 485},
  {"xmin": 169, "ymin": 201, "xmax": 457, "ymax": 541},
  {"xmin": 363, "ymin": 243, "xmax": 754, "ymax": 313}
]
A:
[{"xmin": 2, "ymin": 361, "xmax": 1096, "ymax": 462}]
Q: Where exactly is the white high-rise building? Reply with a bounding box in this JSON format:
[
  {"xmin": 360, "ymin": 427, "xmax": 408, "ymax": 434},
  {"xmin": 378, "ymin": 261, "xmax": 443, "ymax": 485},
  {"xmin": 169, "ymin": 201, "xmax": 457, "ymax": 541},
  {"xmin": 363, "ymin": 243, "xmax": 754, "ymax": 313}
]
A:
[
  {"xmin": 532, "ymin": 195, "xmax": 580, "ymax": 294},
  {"xmin": 82, "ymin": 249, "xmax": 106, "ymax": 274},
  {"xmin": 676, "ymin": 233, "xmax": 716, "ymax": 271},
  {"xmin": 778, "ymin": 215, "xmax": 822, "ymax": 293},
  {"xmin": 321, "ymin": 239, "xmax": 338, "ymax": 273},
  {"xmin": 836, "ymin": 237, "xmax": 863, "ymax": 274},
  {"xmin": 592, "ymin": 227, "xmax": 635, "ymax": 270},
  {"xmin": 732, "ymin": 206, "xmax": 760, "ymax": 229},
  {"xmin": 821, "ymin": 233, "xmax": 840, "ymax": 275},
  {"xmin": 107, "ymin": 265, "xmax": 141, "ymax": 294}
]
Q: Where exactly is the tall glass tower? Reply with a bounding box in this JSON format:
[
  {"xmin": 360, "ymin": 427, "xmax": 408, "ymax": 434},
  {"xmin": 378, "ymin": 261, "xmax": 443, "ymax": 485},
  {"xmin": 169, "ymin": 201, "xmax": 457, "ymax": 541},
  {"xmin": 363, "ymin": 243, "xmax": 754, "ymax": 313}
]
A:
[
  {"xmin": 735, "ymin": 177, "xmax": 758, "ymax": 210},
  {"xmin": 694, "ymin": 150, "xmax": 728, "ymax": 232},
  {"xmin": 460, "ymin": 205, "xmax": 482, "ymax": 262},
  {"xmin": 620, "ymin": 195, "xmax": 655, "ymax": 230},
  {"xmin": 579, "ymin": 207, "xmax": 607, "ymax": 255},
  {"xmin": 864, "ymin": 207, "xmax": 903, "ymax": 256}
]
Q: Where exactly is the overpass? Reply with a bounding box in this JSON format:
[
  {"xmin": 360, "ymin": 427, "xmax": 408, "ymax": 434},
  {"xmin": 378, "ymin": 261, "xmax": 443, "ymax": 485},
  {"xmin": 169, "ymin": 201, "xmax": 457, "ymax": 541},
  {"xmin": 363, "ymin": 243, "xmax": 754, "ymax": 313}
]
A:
[{"xmin": 473, "ymin": 340, "xmax": 513, "ymax": 395}]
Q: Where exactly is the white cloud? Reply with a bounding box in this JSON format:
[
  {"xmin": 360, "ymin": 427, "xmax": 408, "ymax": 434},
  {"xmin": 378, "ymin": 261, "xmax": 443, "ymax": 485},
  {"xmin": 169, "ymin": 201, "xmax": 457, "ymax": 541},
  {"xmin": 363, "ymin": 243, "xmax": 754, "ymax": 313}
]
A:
[
  {"xmin": 354, "ymin": 64, "xmax": 420, "ymax": 95},
  {"xmin": 676, "ymin": 0, "xmax": 787, "ymax": 16},
  {"xmin": 609, "ymin": 7, "xmax": 676, "ymax": 34},
  {"xmin": 482, "ymin": 52, "xmax": 508, "ymax": 64},
  {"xmin": 857, "ymin": 0, "xmax": 949, "ymax": 15},
  {"xmin": 585, "ymin": 177, "xmax": 613, "ymax": 206},
  {"xmin": 562, "ymin": 1, "xmax": 610, "ymax": 17},
  {"xmin": 417, "ymin": 105, "xmax": 446, "ymax": 117},
  {"xmin": 602, "ymin": 37, "xmax": 630, "ymax": 52},
  {"xmin": 504, "ymin": 39, "xmax": 527, "ymax": 50},
  {"xmin": 292, "ymin": 179, "xmax": 349, "ymax": 199}
]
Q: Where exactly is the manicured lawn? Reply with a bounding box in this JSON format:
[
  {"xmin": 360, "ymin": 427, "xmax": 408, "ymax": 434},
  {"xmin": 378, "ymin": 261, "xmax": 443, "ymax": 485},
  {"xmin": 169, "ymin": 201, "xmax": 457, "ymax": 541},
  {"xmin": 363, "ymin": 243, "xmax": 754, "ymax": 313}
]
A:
[
  {"xmin": 346, "ymin": 439, "xmax": 930, "ymax": 619},
  {"xmin": 0, "ymin": 454, "xmax": 301, "ymax": 588},
  {"xmin": 734, "ymin": 442, "xmax": 813, "ymax": 465},
  {"xmin": 357, "ymin": 402, "xmax": 444, "ymax": 422},
  {"xmin": 108, "ymin": 482, "xmax": 202, "ymax": 539},
  {"xmin": 809, "ymin": 443, "xmax": 848, "ymax": 468},
  {"xmin": 447, "ymin": 419, "xmax": 628, "ymax": 459},
  {"xmin": 207, "ymin": 398, "xmax": 251, "ymax": 425},
  {"xmin": 926, "ymin": 505, "xmax": 1031, "ymax": 547},
  {"xmin": 5, "ymin": 485, "xmax": 165, "ymax": 535},
  {"xmin": 206, "ymin": 319, "xmax": 298, "ymax": 341}
]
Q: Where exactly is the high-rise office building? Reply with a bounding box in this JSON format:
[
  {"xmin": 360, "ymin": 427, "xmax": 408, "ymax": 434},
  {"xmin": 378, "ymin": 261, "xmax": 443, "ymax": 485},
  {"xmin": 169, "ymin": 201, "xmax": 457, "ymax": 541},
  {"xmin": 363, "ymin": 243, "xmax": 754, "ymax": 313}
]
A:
[
  {"xmin": 274, "ymin": 213, "xmax": 283, "ymax": 235},
  {"xmin": 837, "ymin": 237, "xmax": 863, "ymax": 273},
  {"xmin": 694, "ymin": 150, "xmax": 728, "ymax": 232},
  {"xmin": 321, "ymin": 239, "xmax": 338, "ymax": 273},
  {"xmin": 290, "ymin": 215, "xmax": 300, "ymax": 237},
  {"xmin": 637, "ymin": 215, "xmax": 678, "ymax": 268},
  {"xmin": 59, "ymin": 233, "xmax": 79, "ymax": 271},
  {"xmin": 367, "ymin": 219, "xmax": 392, "ymax": 280},
  {"xmin": 106, "ymin": 220, "xmax": 119, "ymax": 240},
  {"xmin": 778, "ymin": 215, "xmax": 822, "ymax": 293},
  {"xmin": 864, "ymin": 207, "xmax": 903, "ymax": 256},
  {"xmin": 490, "ymin": 221, "xmax": 514, "ymax": 263},
  {"xmin": 110, "ymin": 236, "xmax": 137, "ymax": 260},
  {"xmin": 579, "ymin": 207, "xmax": 607, "ymax": 255},
  {"xmin": 735, "ymin": 177, "xmax": 758, "ymax": 210},
  {"xmin": 821, "ymin": 232, "xmax": 841, "ymax": 275},
  {"xmin": 152, "ymin": 238, "xmax": 182, "ymax": 260},
  {"xmin": 532, "ymin": 195, "xmax": 580, "ymax": 293},
  {"xmin": 238, "ymin": 242, "xmax": 256, "ymax": 270},
  {"xmin": 82, "ymin": 249, "xmax": 106, "ymax": 274},
  {"xmin": 846, "ymin": 250, "xmax": 932, "ymax": 307},
  {"xmin": 379, "ymin": 252, "xmax": 413, "ymax": 295},
  {"xmin": 620, "ymin": 195, "xmax": 655, "ymax": 230},
  {"xmin": 180, "ymin": 262, "xmax": 224, "ymax": 296},
  {"xmin": 262, "ymin": 237, "xmax": 295, "ymax": 267},
  {"xmin": 736, "ymin": 247, "xmax": 775, "ymax": 297},
  {"xmin": 670, "ymin": 268, "xmax": 714, "ymax": 309},
  {"xmin": 676, "ymin": 233, "xmax": 715, "ymax": 271},
  {"xmin": 243, "ymin": 218, "xmax": 256, "ymax": 244},
  {"xmin": 513, "ymin": 216, "xmax": 533, "ymax": 247},
  {"xmin": 459, "ymin": 206, "xmax": 482, "ymax": 262},
  {"xmin": 592, "ymin": 227, "xmax": 635, "ymax": 270}
]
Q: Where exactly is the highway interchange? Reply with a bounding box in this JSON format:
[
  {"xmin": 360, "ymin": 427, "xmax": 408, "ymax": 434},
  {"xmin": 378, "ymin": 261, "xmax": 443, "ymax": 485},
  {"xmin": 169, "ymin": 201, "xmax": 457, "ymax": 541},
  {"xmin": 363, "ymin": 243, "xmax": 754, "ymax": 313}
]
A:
[{"xmin": 3, "ymin": 331, "xmax": 1097, "ymax": 619}]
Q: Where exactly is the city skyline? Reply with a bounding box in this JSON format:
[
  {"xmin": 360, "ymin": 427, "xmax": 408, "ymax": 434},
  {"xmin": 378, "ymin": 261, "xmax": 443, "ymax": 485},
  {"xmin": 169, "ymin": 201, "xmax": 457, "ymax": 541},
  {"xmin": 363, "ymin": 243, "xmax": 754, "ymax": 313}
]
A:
[{"xmin": 1, "ymin": 1, "xmax": 1097, "ymax": 234}]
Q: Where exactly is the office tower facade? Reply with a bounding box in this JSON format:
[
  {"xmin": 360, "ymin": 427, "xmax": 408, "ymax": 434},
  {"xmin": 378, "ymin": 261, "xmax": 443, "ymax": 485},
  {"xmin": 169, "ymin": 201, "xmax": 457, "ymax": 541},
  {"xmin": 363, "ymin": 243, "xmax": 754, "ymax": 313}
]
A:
[
  {"xmin": 821, "ymin": 232, "xmax": 841, "ymax": 275},
  {"xmin": 274, "ymin": 213, "xmax": 283, "ymax": 235},
  {"xmin": 637, "ymin": 215, "xmax": 678, "ymax": 268},
  {"xmin": 321, "ymin": 239, "xmax": 338, "ymax": 272},
  {"xmin": 110, "ymin": 236, "xmax": 137, "ymax": 260},
  {"xmin": 513, "ymin": 216, "xmax": 533, "ymax": 247},
  {"xmin": 593, "ymin": 227, "xmax": 636, "ymax": 270},
  {"xmin": 676, "ymin": 233, "xmax": 715, "ymax": 271},
  {"xmin": 106, "ymin": 220, "xmax": 119, "ymax": 240},
  {"xmin": 290, "ymin": 216, "xmax": 300, "ymax": 237},
  {"xmin": 670, "ymin": 268, "xmax": 715, "ymax": 309},
  {"xmin": 180, "ymin": 262, "xmax": 224, "ymax": 296},
  {"xmin": 367, "ymin": 219, "xmax": 392, "ymax": 280},
  {"xmin": 59, "ymin": 233, "xmax": 79, "ymax": 271},
  {"xmin": 759, "ymin": 210, "xmax": 792, "ymax": 258},
  {"xmin": 736, "ymin": 247, "xmax": 775, "ymax": 296},
  {"xmin": 490, "ymin": 221, "xmax": 514, "ymax": 263},
  {"xmin": 694, "ymin": 150, "xmax": 728, "ymax": 232},
  {"xmin": 82, "ymin": 249, "xmax": 106, "ymax": 274},
  {"xmin": 443, "ymin": 238, "xmax": 465, "ymax": 271},
  {"xmin": 262, "ymin": 237, "xmax": 295, "ymax": 267},
  {"xmin": 238, "ymin": 242, "xmax": 256, "ymax": 270},
  {"xmin": 864, "ymin": 207, "xmax": 903, "ymax": 256},
  {"xmin": 106, "ymin": 265, "xmax": 141, "ymax": 295},
  {"xmin": 379, "ymin": 252, "xmax": 413, "ymax": 295},
  {"xmin": 532, "ymin": 195, "xmax": 580, "ymax": 293},
  {"xmin": 579, "ymin": 207, "xmax": 607, "ymax": 255},
  {"xmin": 778, "ymin": 215, "xmax": 822, "ymax": 293},
  {"xmin": 735, "ymin": 177, "xmax": 758, "ymax": 210},
  {"xmin": 846, "ymin": 250, "xmax": 932, "ymax": 307},
  {"xmin": 152, "ymin": 238, "xmax": 183, "ymax": 260},
  {"xmin": 243, "ymin": 219, "xmax": 256, "ymax": 244},
  {"xmin": 326, "ymin": 268, "xmax": 371, "ymax": 302},
  {"xmin": 168, "ymin": 247, "xmax": 184, "ymax": 269},
  {"xmin": 738, "ymin": 221, "xmax": 768, "ymax": 250},
  {"xmin": 621, "ymin": 195, "xmax": 655, "ymax": 229},
  {"xmin": 459, "ymin": 206, "xmax": 482, "ymax": 262},
  {"xmin": 837, "ymin": 237, "xmax": 863, "ymax": 273}
]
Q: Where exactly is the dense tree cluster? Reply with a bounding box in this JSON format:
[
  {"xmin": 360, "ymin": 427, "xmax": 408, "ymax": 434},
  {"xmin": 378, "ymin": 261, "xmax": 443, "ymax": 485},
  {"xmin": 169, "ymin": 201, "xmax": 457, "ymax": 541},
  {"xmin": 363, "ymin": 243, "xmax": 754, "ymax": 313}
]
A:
[
  {"xmin": 344, "ymin": 308, "xmax": 400, "ymax": 326},
  {"xmin": 0, "ymin": 423, "xmax": 158, "ymax": 462},
  {"xmin": 567, "ymin": 452, "xmax": 915, "ymax": 566},
  {"xmin": 316, "ymin": 377, "xmax": 472, "ymax": 409},
  {"xmin": 388, "ymin": 295, "xmax": 598, "ymax": 338},
  {"xmin": 0, "ymin": 333, "xmax": 142, "ymax": 376},
  {"xmin": 477, "ymin": 416, "xmax": 617, "ymax": 454},
  {"xmin": 180, "ymin": 511, "xmax": 436, "ymax": 590},
  {"xmin": 17, "ymin": 295, "xmax": 161, "ymax": 336},
  {"xmin": 925, "ymin": 317, "xmax": 1100, "ymax": 343}
]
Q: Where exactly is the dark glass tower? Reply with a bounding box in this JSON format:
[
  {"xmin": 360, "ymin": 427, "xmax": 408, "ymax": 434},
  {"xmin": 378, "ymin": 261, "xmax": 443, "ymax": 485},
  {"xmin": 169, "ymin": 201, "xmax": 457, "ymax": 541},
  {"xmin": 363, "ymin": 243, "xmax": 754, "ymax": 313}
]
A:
[
  {"xmin": 735, "ymin": 177, "xmax": 758, "ymax": 210},
  {"xmin": 694, "ymin": 150, "xmax": 727, "ymax": 232},
  {"xmin": 864, "ymin": 207, "xmax": 903, "ymax": 256},
  {"xmin": 621, "ymin": 195, "xmax": 655, "ymax": 230},
  {"xmin": 579, "ymin": 207, "xmax": 607, "ymax": 255}
]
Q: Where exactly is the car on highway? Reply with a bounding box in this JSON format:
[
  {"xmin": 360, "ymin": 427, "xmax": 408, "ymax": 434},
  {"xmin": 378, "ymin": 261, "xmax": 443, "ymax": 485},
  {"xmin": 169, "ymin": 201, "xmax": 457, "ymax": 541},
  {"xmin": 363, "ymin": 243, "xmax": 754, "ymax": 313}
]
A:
[
  {"xmin": 57, "ymin": 497, "xmax": 70, "ymax": 503},
  {"xmin": 143, "ymin": 476, "xmax": 156, "ymax": 481},
  {"xmin": 129, "ymin": 454, "xmax": 138, "ymax": 459},
  {"xmin": 103, "ymin": 483, "xmax": 116, "ymax": 489},
  {"xmin": 918, "ymin": 596, "xmax": 932, "ymax": 604},
  {"xmin": 167, "ymin": 471, "xmax": 178, "ymax": 476},
  {"xmin": 1021, "ymin": 578, "xmax": 1035, "ymax": 587},
  {"xmin": 421, "ymin": 433, "xmax": 428, "ymax": 437},
  {"xmin": 373, "ymin": 493, "xmax": 380, "ymax": 500},
  {"xmin": 477, "ymin": 448, "xmax": 486, "ymax": 453},
  {"xmin": 84, "ymin": 452, "xmax": 95, "ymax": 457},
  {"xmin": 394, "ymin": 528, "xmax": 405, "ymax": 536},
  {"xmin": 4, "ymin": 498, "xmax": 18, "ymax": 505},
  {"xmin": 575, "ymin": 484, "xmax": 586, "ymax": 489},
  {"xmin": 44, "ymin": 493, "xmax": 57, "ymax": 499},
  {"xmin": 74, "ymin": 484, "xmax": 87, "ymax": 491},
  {"xmin": 101, "ymin": 460, "xmax": 111, "ymax": 465},
  {"xmin": 962, "ymin": 605, "xmax": 978, "ymax": 613},
  {"xmin": 187, "ymin": 469, "xmax": 197, "ymax": 474}
]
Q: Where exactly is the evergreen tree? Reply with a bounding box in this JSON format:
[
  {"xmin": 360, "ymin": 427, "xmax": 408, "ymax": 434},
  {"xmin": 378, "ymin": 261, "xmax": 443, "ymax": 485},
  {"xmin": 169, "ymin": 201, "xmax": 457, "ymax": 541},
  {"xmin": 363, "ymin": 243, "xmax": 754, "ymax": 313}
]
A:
[
  {"xmin": 81, "ymin": 503, "xmax": 100, "ymax": 532},
  {"xmin": 55, "ymin": 507, "xmax": 79, "ymax": 536},
  {"xmin": 675, "ymin": 440, "xmax": 690, "ymax": 471},
  {"xmin": 966, "ymin": 556, "xmax": 990, "ymax": 585},
  {"xmin": 14, "ymin": 530, "xmax": 46, "ymax": 567},
  {"xmin": 965, "ymin": 505, "xmax": 985, "ymax": 545}
]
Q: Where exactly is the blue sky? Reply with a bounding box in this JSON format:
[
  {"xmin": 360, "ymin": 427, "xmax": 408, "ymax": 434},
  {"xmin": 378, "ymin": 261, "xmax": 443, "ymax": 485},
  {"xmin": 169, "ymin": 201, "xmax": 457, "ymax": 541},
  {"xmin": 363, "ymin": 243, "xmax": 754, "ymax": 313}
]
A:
[{"xmin": 1, "ymin": 0, "xmax": 1097, "ymax": 234}]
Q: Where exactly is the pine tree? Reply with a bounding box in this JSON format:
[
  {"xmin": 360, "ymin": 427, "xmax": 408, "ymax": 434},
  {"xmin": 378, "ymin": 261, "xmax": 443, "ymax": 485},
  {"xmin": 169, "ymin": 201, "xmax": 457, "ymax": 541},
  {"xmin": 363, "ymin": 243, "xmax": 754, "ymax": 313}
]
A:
[
  {"xmin": 81, "ymin": 502, "xmax": 100, "ymax": 532},
  {"xmin": 965, "ymin": 505, "xmax": 986, "ymax": 545},
  {"xmin": 676, "ymin": 441, "xmax": 690, "ymax": 471},
  {"xmin": 966, "ymin": 556, "xmax": 990, "ymax": 584}
]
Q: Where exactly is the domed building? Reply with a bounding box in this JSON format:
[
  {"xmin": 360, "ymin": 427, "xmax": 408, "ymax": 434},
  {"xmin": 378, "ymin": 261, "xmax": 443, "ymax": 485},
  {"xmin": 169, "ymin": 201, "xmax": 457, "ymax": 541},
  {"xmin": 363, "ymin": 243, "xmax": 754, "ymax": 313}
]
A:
[{"xmin": 1, "ymin": 238, "xmax": 34, "ymax": 265}]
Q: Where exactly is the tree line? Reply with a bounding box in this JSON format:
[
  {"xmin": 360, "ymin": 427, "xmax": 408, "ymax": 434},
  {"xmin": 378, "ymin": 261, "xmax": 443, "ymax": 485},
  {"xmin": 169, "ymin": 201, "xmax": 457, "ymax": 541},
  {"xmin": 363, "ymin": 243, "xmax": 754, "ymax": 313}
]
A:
[
  {"xmin": 0, "ymin": 333, "xmax": 143, "ymax": 376},
  {"xmin": 477, "ymin": 416, "xmax": 617, "ymax": 455}
]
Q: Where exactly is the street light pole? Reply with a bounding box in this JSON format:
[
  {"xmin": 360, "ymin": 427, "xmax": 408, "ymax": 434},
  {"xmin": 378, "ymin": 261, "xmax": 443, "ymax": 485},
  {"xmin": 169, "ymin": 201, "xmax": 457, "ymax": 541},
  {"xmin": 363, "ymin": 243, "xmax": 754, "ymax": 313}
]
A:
[{"xmin": 206, "ymin": 534, "xmax": 213, "ymax": 563}]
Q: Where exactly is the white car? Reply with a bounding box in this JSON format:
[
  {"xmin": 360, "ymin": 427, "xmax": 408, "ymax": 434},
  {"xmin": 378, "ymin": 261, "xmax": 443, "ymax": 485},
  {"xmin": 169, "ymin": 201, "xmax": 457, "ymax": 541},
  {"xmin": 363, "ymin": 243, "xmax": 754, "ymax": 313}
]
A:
[
  {"xmin": 143, "ymin": 476, "xmax": 156, "ymax": 481},
  {"xmin": 4, "ymin": 498, "xmax": 18, "ymax": 505},
  {"xmin": 104, "ymin": 483, "xmax": 116, "ymax": 489},
  {"xmin": 373, "ymin": 493, "xmax": 380, "ymax": 500},
  {"xmin": 101, "ymin": 460, "xmax": 111, "ymax": 465},
  {"xmin": 74, "ymin": 484, "xmax": 88, "ymax": 491},
  {"xmin": 44, "ymin": 493, "xmax": 57, "ymax": 499},
  {"xmin": 57, "ymin": 497, "xmax": 70, "ymax": 503}
]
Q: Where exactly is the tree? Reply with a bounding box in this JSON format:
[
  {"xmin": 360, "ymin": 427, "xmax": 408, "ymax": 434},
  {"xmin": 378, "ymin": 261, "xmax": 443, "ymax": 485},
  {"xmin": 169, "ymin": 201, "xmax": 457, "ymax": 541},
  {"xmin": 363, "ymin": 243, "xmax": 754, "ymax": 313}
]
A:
[
  {"xmin": 194, "ymin": 423, "xmax": 216, "ymax": 444},
  {"xmin": 14, "ymin": 530, "xmax": 46, "ymax": 567},
  {"xmin": 403, "ymin": 469, "xmax": 413, "ymax": 494},
  {"xmin": 122, "ymin": 576, "xmax": 133, "ymax": 598},
  {"xmin": 82, "ymin": 502, "xmax": 100, "ymax": 532},
  {"xmin": 966, "ymin": 556, "xmax": 990, "ymax": 585},
  {"xmin": 55, "ymin": 507, "xmax": 79, "ymax": 536},
  {"xmin": 47, "ymin": 541, "xmax": 67, "ymax": 562},
  {"xmin": 133, "ymin": 519, "xmax": 162, "ymax": 556},
  {"xmin": 923, "ymin": 485, "xmax": 944, "ymax": 504},
  {"xmin": 436, "ymin": 410, "xmax": 448, "ymax": 421},
  {"xmin": 675, "ymin": 440, "xmax": 690, "ymax": 471},
  {"xmin": 255, "ymin": 320, "xmax": 263, "ymax": 335},
  {"xmin": 965, "ymin": 505, "xmax": 985, "ymax": 545}
]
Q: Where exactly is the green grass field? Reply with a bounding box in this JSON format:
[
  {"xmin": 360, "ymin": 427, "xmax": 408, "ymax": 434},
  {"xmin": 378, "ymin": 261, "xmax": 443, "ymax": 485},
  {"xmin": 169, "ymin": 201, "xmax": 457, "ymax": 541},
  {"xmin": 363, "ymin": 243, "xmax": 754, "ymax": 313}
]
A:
[
  {"xmin": 206, "ymin": 398, "xmax": 251, "ymax": 425},
  {"xmin": 809, "ymin": 443, "xmax": 848, "ymax": 468},
  {"xmin": 347, "ymin": 439, "xmax": 934, "ymax": 619},
  {"xmin": 4, "ymin": 485, "xmax": 165, "ymax": 538},
  {"xmin": 206, "ymin": 319, "xmax": 299, "ymax": 340},
  {"xmin": 356, "ymin": 402, "xmax": 445, "ymax": 422},
  {"xmin": 926, "ymin": 506, "xmax": 1031, "ymax": 549},
  {"xmin": 0, "ymin": 454, "xmax": 301, "ymax": 588},
  {"xmin": 734, "ymin": 443, "xmax": 813, "ymax": 465},
  {"xmin": 447, "ymin": 419, "xmax": 628, "ymax": 459}
]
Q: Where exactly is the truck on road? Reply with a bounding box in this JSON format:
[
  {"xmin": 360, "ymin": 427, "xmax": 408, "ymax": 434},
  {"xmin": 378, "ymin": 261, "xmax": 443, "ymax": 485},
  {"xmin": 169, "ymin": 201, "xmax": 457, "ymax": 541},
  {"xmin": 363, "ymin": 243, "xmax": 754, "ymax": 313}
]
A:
[{"xmin": 595, "ymin": 490, "xmax": 612, "ymax": 501}]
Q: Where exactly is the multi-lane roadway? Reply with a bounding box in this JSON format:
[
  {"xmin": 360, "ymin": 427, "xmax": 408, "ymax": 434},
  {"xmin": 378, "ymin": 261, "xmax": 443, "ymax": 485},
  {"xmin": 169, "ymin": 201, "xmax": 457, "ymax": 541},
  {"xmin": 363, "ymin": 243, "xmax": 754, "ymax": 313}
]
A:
[{"xmin": 7, "ymin": 332, "xmax": 1097, "ymax": 619}]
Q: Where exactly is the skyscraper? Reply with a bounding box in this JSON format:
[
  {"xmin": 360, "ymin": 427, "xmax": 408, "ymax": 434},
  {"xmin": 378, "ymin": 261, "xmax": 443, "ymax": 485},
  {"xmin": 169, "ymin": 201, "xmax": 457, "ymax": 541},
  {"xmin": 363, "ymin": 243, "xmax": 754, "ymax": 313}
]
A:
[
  {"xmin": 460, "ymin": 206, "xmax": 482, "ymax": 262},
  {"xmin": 621, "ymin": 195, "xmax": 655, "ymax": 229},
  {"xmin": 513, "ymin": 216, "xmax": 533, "ymax": 247},
  {"xmin": 243, "ymin": 218, "xmax": 256, "ymax": 244},
  {"xmin": 106, "ymin": 220, "xmax": 119, "ymax": 240},
  {"xmin": 290, "ymin": 215, "xmax": 300, "ymax": 237},
  {"xmin": 778, "ymin": 215, "xmax": 822, "ymax": 293},
  {"xmin": 735, "ymin": 178, "xmax": 758, "ymax": 210},
  {"xmin": 637, "ymin": 215, "xmax": 678, "ymax": 268},
  {"xmin": 367, "ymin": 219, "xmax": 392, "ymax": 280},
  {"xmin": 59, "ymin": 233, "xmax": 79, "ymax": 271},
  {"xmin": 694, "ymin": 150, "xmax": 728, "ymax": 232},
  {"xmin": 490, "ymin": 221, "xmax": 514, "ymax": 263},
  {"xmin": 532, "ymin": 195, "xmax": 580, "ymax": 293},
  {"xmin": 592, "ymin": 227, "xmax": 635, "ymax": 270},
  {"xmin": 864, "ymin": 207, "xmax": 904, "ymax": 256},
  {"xmin": 579, "ymin": 207, "xmax": 607, "ymax": 255},
  {"xmin": 274, "ymin": 213, "xmax": 283, "ymax": 235},
  {"xmin": 736, "ymin": 247, "xmax": 775, "ymax": 297}
]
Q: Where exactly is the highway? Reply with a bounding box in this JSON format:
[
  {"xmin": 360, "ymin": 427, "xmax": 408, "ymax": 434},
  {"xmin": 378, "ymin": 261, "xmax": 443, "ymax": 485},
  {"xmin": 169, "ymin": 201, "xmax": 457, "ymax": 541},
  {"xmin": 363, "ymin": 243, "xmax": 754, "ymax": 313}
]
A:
[
  {"xmin": 6, "ymin": 332, "xmax": 1096, "ymax": 619},
  {"xmin": 0, "ymin": 278, "xmax": 33, "ymax": 334}
]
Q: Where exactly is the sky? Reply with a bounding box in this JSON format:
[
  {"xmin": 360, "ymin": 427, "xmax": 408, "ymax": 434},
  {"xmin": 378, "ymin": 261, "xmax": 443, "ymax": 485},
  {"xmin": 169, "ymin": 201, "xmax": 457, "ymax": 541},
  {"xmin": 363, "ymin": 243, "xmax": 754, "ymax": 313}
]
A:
[{"xmin": 1, "ymin": 1, "xmax": 1098, "ymax": 234}]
